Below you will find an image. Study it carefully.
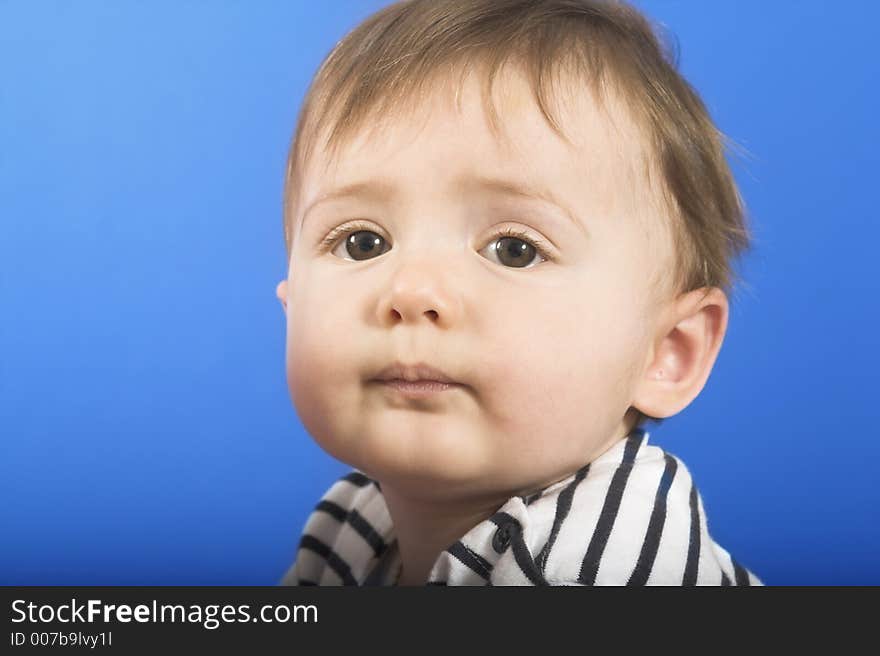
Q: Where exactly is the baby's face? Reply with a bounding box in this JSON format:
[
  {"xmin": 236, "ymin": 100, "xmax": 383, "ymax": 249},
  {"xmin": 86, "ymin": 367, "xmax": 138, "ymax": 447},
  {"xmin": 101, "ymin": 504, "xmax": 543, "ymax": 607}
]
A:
[{"xmin": 278, "ymin": 65, "xmax": 673, "ymax": 500}]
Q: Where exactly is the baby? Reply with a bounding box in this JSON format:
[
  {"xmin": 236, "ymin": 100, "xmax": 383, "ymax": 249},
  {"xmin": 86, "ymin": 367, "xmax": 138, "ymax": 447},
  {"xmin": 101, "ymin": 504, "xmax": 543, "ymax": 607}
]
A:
[{"xmin": 275, "ymin": 0, "xmax": 761, "ymax": 585}]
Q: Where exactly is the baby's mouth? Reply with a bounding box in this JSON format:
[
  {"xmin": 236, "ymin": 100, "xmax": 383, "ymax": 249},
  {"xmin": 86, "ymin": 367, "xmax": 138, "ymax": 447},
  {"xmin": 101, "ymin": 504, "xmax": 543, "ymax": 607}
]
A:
[
  {"xmin": 370, "ymin": 361, "xmax": 464, "ymax": 399},
  {"xmin": 371, "ymin": 361, "xmax": 460, "ymax": 385},
  {"xmin": 373, "ymin": 379, "xmax": 461, "ymax": 399}
]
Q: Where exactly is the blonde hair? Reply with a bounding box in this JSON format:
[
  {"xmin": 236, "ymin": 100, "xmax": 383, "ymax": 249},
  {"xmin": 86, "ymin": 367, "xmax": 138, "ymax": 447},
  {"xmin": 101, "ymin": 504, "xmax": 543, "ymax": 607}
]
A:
[{"xmin": 281, "ymin": 0, "xmax": 754, "ymax": 429}]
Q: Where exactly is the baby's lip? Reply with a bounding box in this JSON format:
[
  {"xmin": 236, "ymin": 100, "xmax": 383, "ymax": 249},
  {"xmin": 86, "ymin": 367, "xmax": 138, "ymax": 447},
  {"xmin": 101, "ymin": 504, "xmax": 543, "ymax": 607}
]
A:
[{"xmin": 372, "ymin": 361, "xmax": 459, "ymax": 385}]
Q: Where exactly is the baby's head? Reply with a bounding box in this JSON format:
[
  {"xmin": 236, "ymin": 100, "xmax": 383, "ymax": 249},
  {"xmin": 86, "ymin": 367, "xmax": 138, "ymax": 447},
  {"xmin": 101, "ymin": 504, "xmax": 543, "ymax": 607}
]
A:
[{"xmin": 275, "ymin": 0, "xmax": 751, "ymax": 501}]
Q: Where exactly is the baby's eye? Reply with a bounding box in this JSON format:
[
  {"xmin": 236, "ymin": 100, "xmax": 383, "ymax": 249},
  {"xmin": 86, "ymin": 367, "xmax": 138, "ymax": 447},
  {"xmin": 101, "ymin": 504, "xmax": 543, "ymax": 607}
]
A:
[
  {"xmin": 330, "ymin": 230, "xmax": 391, "ymax": 261},
  {"xmin": 324, "ymin": 224, "xmax": 549, "ymax": 269},
  {"xmin": 479, "ymin": 229, "xmax": 548, "ymax": 269}
]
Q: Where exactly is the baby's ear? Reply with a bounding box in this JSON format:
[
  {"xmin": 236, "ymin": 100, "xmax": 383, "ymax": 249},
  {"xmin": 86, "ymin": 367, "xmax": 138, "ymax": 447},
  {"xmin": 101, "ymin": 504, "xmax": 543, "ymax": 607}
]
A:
[
  {"xmin": 276, "ymin": 280, "xmax": 289, "ymax": 313},
  {"xmin": 631, "ymin": 287, "xmax": 729, "ymax": 419}
]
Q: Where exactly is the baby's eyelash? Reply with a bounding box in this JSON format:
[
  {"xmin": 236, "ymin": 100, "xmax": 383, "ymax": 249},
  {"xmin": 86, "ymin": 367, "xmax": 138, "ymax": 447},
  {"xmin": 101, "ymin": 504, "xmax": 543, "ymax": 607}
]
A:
[
  {"xmin": 492, "ymin": 226, "xmax": 553, "ymax": 260},
  {"xmin": 319, "ymin": 220, "xmax": 375, "ymax": 251},
  {"xmin": 319, "ymin": 221, "xmax": 552, "ymax": 259}
]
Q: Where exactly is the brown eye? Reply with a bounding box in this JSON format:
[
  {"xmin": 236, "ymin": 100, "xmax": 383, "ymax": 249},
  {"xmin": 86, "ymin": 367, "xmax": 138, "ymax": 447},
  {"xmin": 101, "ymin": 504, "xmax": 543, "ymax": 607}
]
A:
[
  {"xmin": 324, "ymin": 223, "xmax": 549, "ymax": 268},
  {"xmin": 340, "ymin": 230, "xmax": 388, "ymax": 261},
  {"xmin": 492, "ymin": 236, "xmax": 540, "ymax": 268}
]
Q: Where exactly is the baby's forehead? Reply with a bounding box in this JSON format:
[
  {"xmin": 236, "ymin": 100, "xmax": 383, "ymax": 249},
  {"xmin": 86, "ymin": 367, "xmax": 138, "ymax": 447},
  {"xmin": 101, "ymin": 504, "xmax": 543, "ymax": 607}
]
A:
[
  {"xmin": 329, "ymin": 63, "xmax": 643, "ymax": 162},
  {"xmin": 307, "ymin": 63, "xmax": 655, "ymax": 215}
]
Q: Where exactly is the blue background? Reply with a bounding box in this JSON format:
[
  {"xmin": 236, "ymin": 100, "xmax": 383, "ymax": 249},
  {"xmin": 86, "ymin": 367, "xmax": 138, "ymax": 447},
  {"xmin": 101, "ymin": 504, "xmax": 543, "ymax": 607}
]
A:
[{"xmin": 2, "ymin": 1, "xmax": 877, "ymax": 585}]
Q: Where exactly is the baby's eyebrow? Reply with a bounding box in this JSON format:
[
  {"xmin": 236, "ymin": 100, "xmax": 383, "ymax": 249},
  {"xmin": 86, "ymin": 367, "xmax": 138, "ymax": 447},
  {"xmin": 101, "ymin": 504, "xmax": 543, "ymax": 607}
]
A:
[
  {"xmin": 304, "ymin": 179, "xmax": 396, "ymax": 221},
  {"xmin": 302, "ymin": 174, "xmax": 586, "ymax": 237}
]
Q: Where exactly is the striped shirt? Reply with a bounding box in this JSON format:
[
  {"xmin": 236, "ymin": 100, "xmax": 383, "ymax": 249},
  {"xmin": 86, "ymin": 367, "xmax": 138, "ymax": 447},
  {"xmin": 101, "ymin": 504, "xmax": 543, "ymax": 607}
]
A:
[{"xmin": 280, "ymin": 428, "xmax": 762, "ymax": 586}]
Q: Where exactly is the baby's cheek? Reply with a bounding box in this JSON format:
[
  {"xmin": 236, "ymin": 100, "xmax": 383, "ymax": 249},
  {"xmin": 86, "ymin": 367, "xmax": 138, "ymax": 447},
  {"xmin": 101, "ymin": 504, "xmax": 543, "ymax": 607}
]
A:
[
  {"xmin": 285, "ymin": 315, "xmax": 358, "ymax": 456},
  {"xmin": 488, "ymin": 308, "xmax": 632, "ymax": 425}
]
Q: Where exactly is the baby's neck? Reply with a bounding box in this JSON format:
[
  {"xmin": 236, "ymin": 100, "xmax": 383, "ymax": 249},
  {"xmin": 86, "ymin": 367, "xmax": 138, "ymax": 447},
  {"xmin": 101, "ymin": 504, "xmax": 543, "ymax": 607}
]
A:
[{"xmin": 380, "ymin": 484, "xmax": 510, "ymax": 586}]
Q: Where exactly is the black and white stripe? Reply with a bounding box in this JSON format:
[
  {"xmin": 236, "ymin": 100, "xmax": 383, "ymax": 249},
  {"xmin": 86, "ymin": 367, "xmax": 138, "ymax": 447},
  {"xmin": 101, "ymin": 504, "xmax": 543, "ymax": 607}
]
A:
[
  {"xmin": 535, "ymin": 463, "xmax": 590, "ymax": 574},
  {"xmin": 683, "ymin": 482, "xmax": 701, "ymax": 585},
  {"xmin": 627, "ymin": 453, "xmax": 678, "ymax": 585},
  {"xmin": 578, "ymin": 432, "xmax": 643, "ymax": 585}
]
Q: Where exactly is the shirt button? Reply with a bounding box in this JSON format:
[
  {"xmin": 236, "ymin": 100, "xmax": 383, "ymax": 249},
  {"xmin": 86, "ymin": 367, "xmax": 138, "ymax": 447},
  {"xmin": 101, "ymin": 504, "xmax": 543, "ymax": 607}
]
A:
[{"xmin": 492, "ymin": 521, "xmax": 519, "ymax": 554}]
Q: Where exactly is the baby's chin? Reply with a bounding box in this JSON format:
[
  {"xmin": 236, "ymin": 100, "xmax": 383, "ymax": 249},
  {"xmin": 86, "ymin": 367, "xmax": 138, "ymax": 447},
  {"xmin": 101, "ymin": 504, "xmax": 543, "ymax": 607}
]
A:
[{"xmin": 320, "ymin": 420, "xmax": 508, "ymax": 496}]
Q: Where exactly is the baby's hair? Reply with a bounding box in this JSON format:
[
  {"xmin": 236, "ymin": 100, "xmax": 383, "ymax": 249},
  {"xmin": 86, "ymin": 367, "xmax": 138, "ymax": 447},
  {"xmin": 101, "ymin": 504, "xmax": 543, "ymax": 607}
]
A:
[{"xmin": 281, "ymin": 0, "xmax": 754, "ymax": 430}]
